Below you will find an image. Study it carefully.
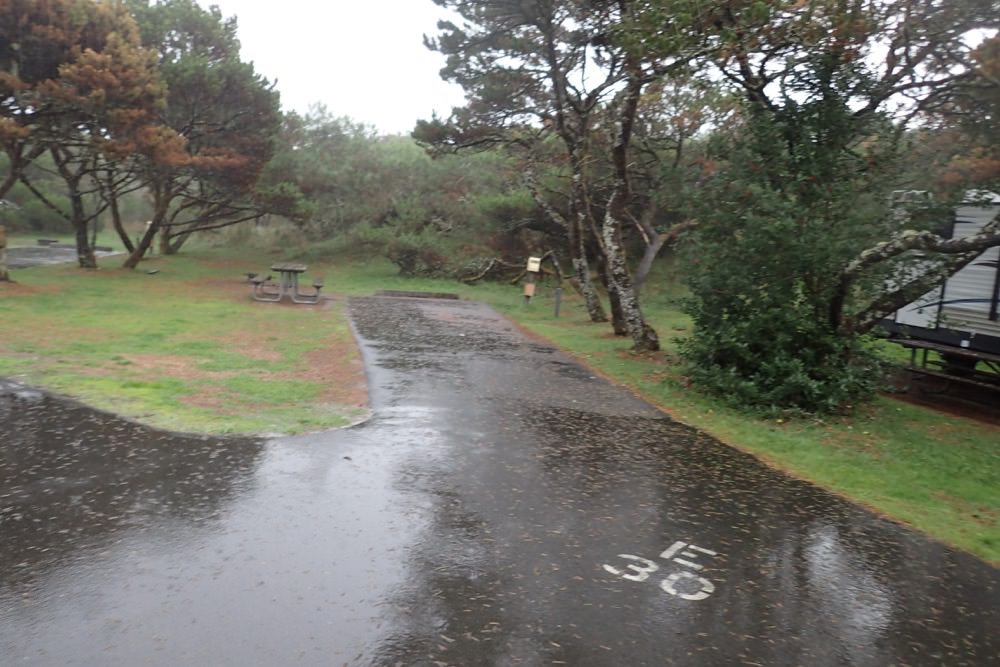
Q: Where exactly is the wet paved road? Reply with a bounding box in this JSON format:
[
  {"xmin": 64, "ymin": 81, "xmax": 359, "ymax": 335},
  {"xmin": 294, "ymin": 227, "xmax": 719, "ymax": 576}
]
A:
[
  {"xmin": 1, "ymin": 296, "xmax": 998, "ymax": 666},
  {"xmin": 5, "ymin": 245, "xmax": 120, "ymax": 269}
]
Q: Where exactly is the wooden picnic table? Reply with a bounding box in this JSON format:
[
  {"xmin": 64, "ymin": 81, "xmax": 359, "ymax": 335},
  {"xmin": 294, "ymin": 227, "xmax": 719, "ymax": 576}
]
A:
[
  {"xmin": 889, "ymin": 338, "xmax": 1000, "ymax": 392},
  {"xmin": 251, "ymin": 263, "xmax": 322, "ymax": 304}
]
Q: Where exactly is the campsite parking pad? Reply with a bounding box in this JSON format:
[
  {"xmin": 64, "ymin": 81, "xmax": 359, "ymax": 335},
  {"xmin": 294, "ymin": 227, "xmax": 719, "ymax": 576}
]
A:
[
  {"xmin": 5, "ymin": 244, "xmax": 120, "ymax": 268},
  {"xmin": 1, "ymin": 297, "xmax": 998, "ymax": 666}
]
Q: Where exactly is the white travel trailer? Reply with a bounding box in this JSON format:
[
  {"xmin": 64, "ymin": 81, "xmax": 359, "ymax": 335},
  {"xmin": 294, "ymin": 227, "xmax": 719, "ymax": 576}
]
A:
[{"xmin": 885, "ymin": 192, "xmax": 1000, "ymax": 365}]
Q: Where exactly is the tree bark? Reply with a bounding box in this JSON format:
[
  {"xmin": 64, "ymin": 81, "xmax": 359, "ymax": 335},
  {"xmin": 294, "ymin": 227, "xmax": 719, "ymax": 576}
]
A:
[
  {"xmin": 160, "ymin": 224, "xmax": 173, "ymax": 255},
  {"xmin": 635, "ymin": 220, "xmax": 696, "ymax": 292},
  {"xmin": 0, "ymin": 145, "xmax": 45, "ymax": 200},
  {"xmin": 842, "ymin": 217, "xmax": 1000, "ymax": 282},
  {"xmin": 832, "ymin": 210, "xmax": 1000, "ymax": 332},
  {"xmin": 596, "ymin": 251, "xmax": 629, "ymax": 336},
  {"xmin": 632, "ymin": 200, "xmax": 665, "ymax": 294},
  {"xmin": 0, "ymin": 168, "xmax": 18, "ymax": 201},
  {"xmin": 602, "ymin": 205, "xmax": 659, "ymax": 350},
  {"xmin": 89, "ymin": 202, "xmax": 98, "ymax": 250},
  {"xmin": 71, "ymin": 190, "xmax": 97, "ymax": 269},
  {"xmin": 538, "ymin": 13, "xmax": 608, "ymax": 325},
  {"xmin": 570, "ymin": 217, "xmax": 607, "ymax": 322},
  {"xmin": 540, "ymin": 249, "xmax": 565, "ymax": 286},
  {"xmin": 525, "ymin": 159, "xmax": 606, "ymax": 321},
  {"xmin": 601, "ymin": 53, "xmax": 659, "ymax": 352},
  {"xmin": 108, "ymin": 192, "xmax": 135, "ymax": 254},
  {"xmin": 124, "ymin": 189, "xmax": 167, "ymax": 268},
  {"xmin": 522, "ymin": 166, "xmax": 568, "ymax": 233},
  {"xmin": 839, "ymin": 249, "xmax": 985, "ymax": 336},
  {"xmin": 124, "ymin": 221, "xmax": 159, "ymax": 268},
  {"xmin": 165, "ymin": 228, "xmax": 190, "ymax": 255},
  {"xmin": 570, "ymin": 158, "xmax": 608, "ymax": 323},
  {"xmin": 48, "ymin": 147, "xmax": 97, "ymax": 269},
  {"xmin": 633, "ymin": 233, "xmax": 666, "ymax": 294}
]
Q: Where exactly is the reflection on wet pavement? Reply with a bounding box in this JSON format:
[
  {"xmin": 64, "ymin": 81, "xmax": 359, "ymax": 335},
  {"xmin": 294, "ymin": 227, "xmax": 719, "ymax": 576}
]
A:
[{"xmin": 1, "ymin": 298, "xmax": 997, "ymax": 666}]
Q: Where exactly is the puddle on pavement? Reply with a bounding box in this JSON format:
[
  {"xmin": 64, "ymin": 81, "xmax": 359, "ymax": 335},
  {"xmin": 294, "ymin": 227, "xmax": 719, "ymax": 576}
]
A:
[{"xmin": 0, "ymin": 381, "xmax": 444, "ymax": 665}]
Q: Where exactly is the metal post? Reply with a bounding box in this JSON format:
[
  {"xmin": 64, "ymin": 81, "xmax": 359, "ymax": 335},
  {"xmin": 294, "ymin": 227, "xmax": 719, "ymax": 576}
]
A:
[
  {"xmin": 0, "ymin": 225, "xmax": 8, "ymax": 282},
  {"xmin": 554, "ymin": 287, "xmax": 562, "ymax": 318}
]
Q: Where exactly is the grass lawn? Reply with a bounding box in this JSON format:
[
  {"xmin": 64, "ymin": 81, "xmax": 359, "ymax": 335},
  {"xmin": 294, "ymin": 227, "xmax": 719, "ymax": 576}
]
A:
[
  {"xmin": 0, "ymin": 240, "xmax": 367, "ymax": 434},
  {"xmin": 2, "ymin": 240, "xmax": 997, "ymax": 564}
]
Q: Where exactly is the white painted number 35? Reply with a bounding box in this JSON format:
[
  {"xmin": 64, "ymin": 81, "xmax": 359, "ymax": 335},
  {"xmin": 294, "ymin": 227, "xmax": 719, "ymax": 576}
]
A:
[{"xmin": 602, "ymin": 542, "xmax": 718, "ymax": 601}]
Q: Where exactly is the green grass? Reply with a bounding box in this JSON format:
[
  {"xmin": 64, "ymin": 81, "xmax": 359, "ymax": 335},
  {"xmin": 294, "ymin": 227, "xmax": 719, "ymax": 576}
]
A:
[
  {"xmin": 0, "ymin": 248, "xmax": 367, "ymax": 435},
  {"xmin": 2, "ymin": 244, "xmax": 997, "ymax": 563}
]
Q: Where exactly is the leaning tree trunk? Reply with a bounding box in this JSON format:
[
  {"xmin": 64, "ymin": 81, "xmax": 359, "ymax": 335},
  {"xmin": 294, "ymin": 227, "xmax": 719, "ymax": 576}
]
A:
[
  {"xmin": 158, "ymin": 223, "xmax": 172, "ymax": 255},
  {"xmin": 600, "ymin": 56, "xmax": 659, "ymax": 352},
  {"xmin": 633, "ymin": 234, "xmax": 664, "ymax": 294},
  {"xmin": 602, "ymin": 206, "xmax": 659, "ymax": 351},
  {"xmin": 124, "ymin": 198, "xmax": 167, "ymax": 269},
  {"xmin": 160, "ymin": 234, "xmax": 191, "ymax": 255},
  {"xmin": 124, "ymin": 223, "xmax": 158, "ymax": 268},
  {"xmin": 108, "ymin": 193, "xmax": 135, "ymax": 254},
  {"xmin": 0, "ymin": 169, "xmax": 18, "ymax": 202}
]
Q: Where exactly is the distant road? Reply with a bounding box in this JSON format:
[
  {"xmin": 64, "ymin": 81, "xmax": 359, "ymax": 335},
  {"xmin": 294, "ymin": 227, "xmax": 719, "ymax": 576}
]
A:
[{"xmin": 6, "ymin": 243, "xmax": 122, "ymax": 268}]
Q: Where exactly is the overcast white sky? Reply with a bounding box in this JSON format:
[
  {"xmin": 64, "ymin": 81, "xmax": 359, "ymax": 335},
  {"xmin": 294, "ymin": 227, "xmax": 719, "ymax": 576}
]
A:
[{"xmin": 204, "ymin": 0, "xmax": 466, "ymax": 135}]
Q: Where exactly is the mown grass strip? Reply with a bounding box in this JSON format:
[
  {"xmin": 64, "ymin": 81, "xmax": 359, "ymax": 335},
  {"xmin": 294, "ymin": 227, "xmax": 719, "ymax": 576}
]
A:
[{"xmin": 0, "ymin": 247, "xmax": 366, "ymax": 435}]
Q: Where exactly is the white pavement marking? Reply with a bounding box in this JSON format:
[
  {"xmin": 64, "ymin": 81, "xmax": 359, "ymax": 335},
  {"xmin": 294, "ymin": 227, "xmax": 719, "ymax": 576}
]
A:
[
  {"xmin": 661, "ymin": 571, "xmax": 716, "ymax": 601},
  {"xmin": 603, "ymin": 539, "xmax": 722, "ymax": 601},
  {"xmin": 602, "ymin": 555, "xmax": 659, "ymax": 582}
]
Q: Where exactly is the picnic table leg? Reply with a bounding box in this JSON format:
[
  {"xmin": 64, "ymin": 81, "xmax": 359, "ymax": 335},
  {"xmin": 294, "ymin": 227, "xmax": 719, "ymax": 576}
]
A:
[
  {"xmin": 252, "ymin": 283, "xmax": 281, "ymax": 302},
  {"xmin": 290, "ymin": 272, "xmax": 322, "ymax": 304},
  {"xmin": 251, "ymin": 273, "xmax": 282, "ymax": 302},
  {"xmin": 282, "ymin": 271, "xmax": 294, "ymax": 300}
]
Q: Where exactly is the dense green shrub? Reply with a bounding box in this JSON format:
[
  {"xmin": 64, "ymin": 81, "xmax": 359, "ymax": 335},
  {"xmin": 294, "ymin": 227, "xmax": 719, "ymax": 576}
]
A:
[
  {"xmin": 679, "ymin": 96, "xmax": 898, "ymax": 414},
  {"xmin": 385, "ymin": 235, "xmax": 448, "ymax": 276}
]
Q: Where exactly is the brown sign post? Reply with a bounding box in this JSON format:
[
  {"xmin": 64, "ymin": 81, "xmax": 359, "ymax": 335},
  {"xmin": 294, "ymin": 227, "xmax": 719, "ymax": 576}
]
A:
[
  {"xmin": 0, "ymin": 225, "xmax": 8, "ymax": 281},
  {"xmin": 523, "ymin": 255, "xmax": 542, "ymax": 305}
]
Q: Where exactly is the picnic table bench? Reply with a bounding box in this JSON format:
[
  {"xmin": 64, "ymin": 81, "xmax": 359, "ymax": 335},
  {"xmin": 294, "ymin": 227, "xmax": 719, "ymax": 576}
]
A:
[
  {"xmin": 889, "ymin": 338, "xmax": 1000, "ymax": 393},
  {"xmin": 250, "ymin": 263, "xmax": 323, "ymax": 304}
]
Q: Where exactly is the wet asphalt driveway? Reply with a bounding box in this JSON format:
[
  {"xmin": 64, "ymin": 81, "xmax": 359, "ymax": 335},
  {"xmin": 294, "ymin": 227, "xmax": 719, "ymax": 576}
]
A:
[
  {"xmin": 4, "ymin": 244, "xmax": 120, "ymax": 269},
  {"xmin": 1, "ymin": 296, "xmax": 998, "ymax": 666}
]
